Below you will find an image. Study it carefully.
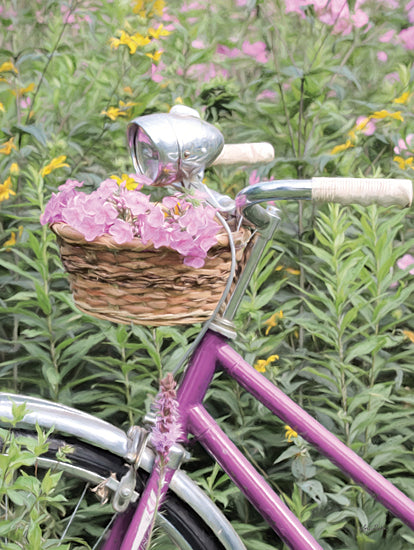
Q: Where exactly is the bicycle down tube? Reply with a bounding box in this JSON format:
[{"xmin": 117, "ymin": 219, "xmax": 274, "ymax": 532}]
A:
[{"xmin": 175, "ymin": 330, "xmax": 414, "ymax": 549}]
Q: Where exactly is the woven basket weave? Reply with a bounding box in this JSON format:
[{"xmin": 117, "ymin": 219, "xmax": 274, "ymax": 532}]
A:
[{"xmin": 52, "ymin": 222, "xmax": 252, "ymax": 326}]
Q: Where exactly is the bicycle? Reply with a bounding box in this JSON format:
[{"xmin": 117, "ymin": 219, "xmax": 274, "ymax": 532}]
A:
[{"xmin": 1, "ymin": 105, "xmax": 414, "ymax": 550}]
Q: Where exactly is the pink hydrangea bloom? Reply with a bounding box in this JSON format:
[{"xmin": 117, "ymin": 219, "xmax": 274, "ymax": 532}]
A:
[
  {"xmin": 41, "ymin": 177, "xmax": 220, "ymax": 266},
  {"xmin": 108, "ymin": 219, "xmax": 135, "ymax": 244}
]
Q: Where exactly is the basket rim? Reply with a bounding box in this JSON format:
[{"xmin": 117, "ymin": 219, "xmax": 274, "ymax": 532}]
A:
[{"xmin": 51, "ymin": 221, "xmax": 251, "ymax": 251}]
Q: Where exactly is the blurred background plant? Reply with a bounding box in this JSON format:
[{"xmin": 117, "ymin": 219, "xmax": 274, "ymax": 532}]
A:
[{"xmin": 1, "ymin": 0, "xmax": 414, "ymax": 548}]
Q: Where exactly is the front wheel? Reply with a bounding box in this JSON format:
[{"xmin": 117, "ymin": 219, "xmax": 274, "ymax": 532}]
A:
[{"xmin": 1, "ymin": 428, "xmax": 225, "ymax": 550}]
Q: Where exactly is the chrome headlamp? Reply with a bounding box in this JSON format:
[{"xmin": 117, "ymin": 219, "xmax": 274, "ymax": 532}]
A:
[{"xmin": 127, "ymin": 105, "xmax": 224, "ymax": 186}]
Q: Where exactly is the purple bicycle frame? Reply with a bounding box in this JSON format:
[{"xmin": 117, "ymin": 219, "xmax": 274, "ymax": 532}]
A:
[{"xmin": 108, "ymin": 330, "xmax": 414, "ymax": 550}]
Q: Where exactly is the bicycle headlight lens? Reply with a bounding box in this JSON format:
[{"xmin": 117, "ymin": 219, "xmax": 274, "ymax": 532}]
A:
[{"xmin": 134, "ymin": 127, "xmax": 160, "ymax": 181}]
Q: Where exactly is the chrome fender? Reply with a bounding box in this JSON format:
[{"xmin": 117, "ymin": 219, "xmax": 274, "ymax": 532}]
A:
[{"xmin": 0, "ymin": 392, "xmax": 245, "ymax": 550}]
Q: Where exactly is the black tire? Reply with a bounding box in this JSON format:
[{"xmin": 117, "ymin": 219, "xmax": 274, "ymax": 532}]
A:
[{"xmin": 2, "ymin": 429, "xmax": 225, "ymax": 550}]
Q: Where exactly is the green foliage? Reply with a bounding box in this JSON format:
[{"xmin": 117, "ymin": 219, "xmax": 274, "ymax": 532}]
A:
[
  {"xmin": 1, "ymin": 0, "xmax": 414, "ymax": 549},
  {"xmin": 0, "ymin": 404, "xmax": 75, "ymax": 549}
]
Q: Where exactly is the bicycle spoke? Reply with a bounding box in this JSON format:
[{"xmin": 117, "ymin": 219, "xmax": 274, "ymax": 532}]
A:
[
  {"xmin": 91, "ymin": 513, "xmax": 117, "ymax": 550},
  {"xmin": 60, "ymin": 482, "xmax": 90, "ymax": 541}
]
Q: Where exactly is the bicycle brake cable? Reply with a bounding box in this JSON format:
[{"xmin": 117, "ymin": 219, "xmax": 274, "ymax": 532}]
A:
[{"xmin": 172, "ymin": 210, "xmax": 237, "ymax": 377}]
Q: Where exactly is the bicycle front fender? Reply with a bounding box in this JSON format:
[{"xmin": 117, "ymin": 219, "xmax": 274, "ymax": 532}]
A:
[{"xmin": 0, "ymin": 392, "xmax": 246, "ymax": 550}]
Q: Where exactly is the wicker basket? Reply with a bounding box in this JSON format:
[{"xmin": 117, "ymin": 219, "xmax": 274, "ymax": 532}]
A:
[{"xmin": 52, "ymin": 222, "xmax": 252, "ymax": 326}]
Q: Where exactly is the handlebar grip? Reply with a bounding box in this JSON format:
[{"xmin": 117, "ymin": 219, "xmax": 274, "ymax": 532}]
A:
[
  {"xmin": 312, "ymin": 177, "xmax": 413, "ymax": 207},
  {"xmin": 212, "ymin": 143, "xmax": 274, "ymax": 165}
]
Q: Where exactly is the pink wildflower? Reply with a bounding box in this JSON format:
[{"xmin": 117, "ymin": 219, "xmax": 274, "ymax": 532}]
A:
[
  {"xmin": 151, "ymin": 373, "xmax": 183, "ymax": 461},
  {"xmin": 394, "ymin": 134, "xmax": 414, "ymax": 155},
  {"xmin": 356, "ymin": 116, "xmax": 376, "ymax": 136},
  {"xmin": 351, "ymin": 9, "xmax": 369, "ymax": 28},
  {"xmin": 257, "ymin": 89, "xmax": 277, "ymax": 101},
  {"xmin": 399, "ymin": 26, "xmax": 414, "ymax": 50},
  {"xmin": 150, "ymin": 61, "xmax": 166, "ymax": 83},
  {"xmin": 377, "ymin": 51, "xmax": 388, "ymax": 62},
  {"xmin": 192, "ymin": 39, "xmax": 205, "ymax": 49},
  {"xmin": 242, "ymin": 41, "xmax": 268, "ymax": 63},
  {"xmin": 379, "ymin": 29, "xmax": 395, "ymax": 43},
  {"xmin": 397, "ymin": 254, "xmax": 414, "ymax": 274},
  {"xmin": 216, "ymin": 44, "xmax": 241, "ymax": 58},
  {"xmin": 249, "ymin": 170, "xmax": 260, "ymax": 186}
]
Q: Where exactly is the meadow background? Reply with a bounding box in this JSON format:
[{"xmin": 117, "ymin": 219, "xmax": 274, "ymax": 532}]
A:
[{"xmin": 1, "ymin": 0, "xmax": 414, "ymax": 548}]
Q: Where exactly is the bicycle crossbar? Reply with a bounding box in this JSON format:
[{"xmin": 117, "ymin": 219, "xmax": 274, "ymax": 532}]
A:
[
  {"xmin": 214, "ymin": 333, "xmax": 414, "ymax": 531},
  {"xmin": 178, "ymin": 331, "xmax": 414, "ymax": 550}
]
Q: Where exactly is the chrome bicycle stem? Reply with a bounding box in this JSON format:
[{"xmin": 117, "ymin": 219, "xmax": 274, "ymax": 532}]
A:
[{"xmin": 220, "ymin": 180, "xmax": 313, "ymax": 323}]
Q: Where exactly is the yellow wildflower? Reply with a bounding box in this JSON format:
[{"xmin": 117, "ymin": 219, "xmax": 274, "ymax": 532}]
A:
[
  {"xmin": 370, "ymin": 109, "xmax": 403, "ymax": 122},
  {"xmin": 146, "ymin": 50, "xmax": 163, "ymax": 62},
  {"xmin": 123, "ymin": 86, "xmax": 133, "ymax": 96},
  {"xmin": 285, "ymin": 425, "xmax": 298, "ymax": 442},
  {"xmin": 330, "ymin": 139, "xmax": 354, "ymax": 155},
  {"xmin": 4, "ymin": 231, "xmax": 16, "ymax": 248},
  {"xmin": 355, "ymin": 116, "xmax": 370, "ymax": 131},
  {"xmin": 0, "ymin": 176, "xmax": 16, "ymax": 202},
  {"xmin": 148, "ymin": 24, "xmax": 171, "ymax": 40},
  {"xmin": 40, "ymin": 155, "xmax": 69, "ymax": 177},
  {"xmin": 393, "ymin": 92, "xmax": 411, "ymax": 104},
  {"xmin": 285, "ymin": 267, "xmax": 301, "ymax": 275},
  {"xmin": 10, "ymin": 162, "xmax": 19, "ymax": 174},
  {"xmin": 0, "ymin": 137, "xmax": 16, "ymax": 155},
  {"xmin": 275, "ymin": 265, "xmax": 284, "ymax": 271},
  {"xmin": 347, "ymin": 116, "xmax": 370, "ymax": 142},
  {"xmin": 110, "ymin": 174, "xmax": 140, "ymax": 191},
  {"xmin": 110, "ymin": 30, "xmax": 150, "ymax": 54},
  {"xmin": 133, "ymin": 0, "xmax": 165, "ymax": 17},
  {"xmin": 393, "ymin": 155, "xmax": 414, "ymax": 170},
  {"xmin": 0, "ymin": 102, "xmax": 4, "ymax": 113},
  {"xmin": 119, "ymin": 100, "xmax": 137, "ymax": 111},
  {"xmin": 12, "ymin": 82, "xmax": 35, "ymax": 97},
  {"xmin": 175, "ymin": 97, "xmax": 183, "ymax": 105},
  {"xmin": 101, "ymin": 106, "xmax": 126, "ymax": 121},
  {"xmin": 402, "ymin": 329, "xmax": 414, "ymax": 343},
  {"xmin": 3, "ymin": 226, "xmax": 23, "ymax": 249},
  {"xmin": 263, "ymin": 311, "xmax": 284, "ymax": 336},
  {"xmin": 254, "ymin": 354, "xmax": 279, "ymax": 373},
  {"xmin": 0, "ymin": 61, "xmax": 18, "ymax": 74}
]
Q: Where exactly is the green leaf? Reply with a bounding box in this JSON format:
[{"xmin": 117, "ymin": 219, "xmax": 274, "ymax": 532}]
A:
[{"xmin": 14, "ymin": 123, "xmax": 48, "ymax": 147}]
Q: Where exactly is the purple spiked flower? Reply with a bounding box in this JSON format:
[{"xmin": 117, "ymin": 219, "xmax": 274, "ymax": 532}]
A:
[{"xmin": 151, "ymin": 373, "xmax": 183, "ymax": 462}]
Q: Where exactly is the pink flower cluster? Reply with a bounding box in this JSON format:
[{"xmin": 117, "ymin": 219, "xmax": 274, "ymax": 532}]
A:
[
  {"xmin": 285, "ymin": 0, "xmax": 370, "ymax": 35},
  {"xmin": 40, "ymin": 176, "xmax": 221, "ymax": 268},
  {"xmin": 397, "ymin": 254, "xmax": 414, "ymax": 275},
  {"xmin": 151, "ymin": 373, "xmax": 183, "ymax": 461},
  {"xmin": 285, "ymin": 0, "xmax": 414, "ymax": 49}
]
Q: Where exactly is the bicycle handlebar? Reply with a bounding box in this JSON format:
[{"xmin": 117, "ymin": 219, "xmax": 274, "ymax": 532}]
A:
[
  {"xmin": 212, "ymin": 143, "xmax": 275, "ymax": 165},
  {"xmin": 312, "ymin": 177, "xmax": 413, "ymax": 207},
  {"xmin": 238, "ymin": 177, "xmax": 412, "ymax": 218}
]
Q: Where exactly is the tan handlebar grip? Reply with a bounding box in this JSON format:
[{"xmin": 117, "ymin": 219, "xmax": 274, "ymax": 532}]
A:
[
  {"xmin": 212, "ymin": 143, "xmax": 275, "ymax": 165},
  {"xmin": 312, "ymin": 177, "xmax": 413, "ymax": 207}
]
